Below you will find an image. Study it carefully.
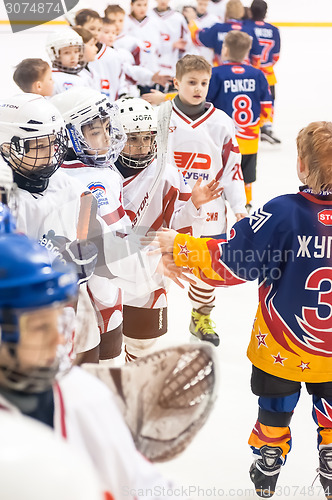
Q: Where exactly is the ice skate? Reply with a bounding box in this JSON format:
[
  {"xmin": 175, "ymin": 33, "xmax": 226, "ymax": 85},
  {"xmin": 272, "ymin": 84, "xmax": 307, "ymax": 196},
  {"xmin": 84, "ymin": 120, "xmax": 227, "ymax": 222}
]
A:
[
  {"xmin": 189, "ymin": 305, "xmax": 220, "ymax": 346},
  {"xmin": 318, "ymin": 448, "xmax": 332, "ymax": 499},
  {"xmin": 249, "ymin": 445, "xmax": 282, "ymax": 498},
  {"xmin": 260, "ymin": 125, "xmax": 281, "ymax": 145}
]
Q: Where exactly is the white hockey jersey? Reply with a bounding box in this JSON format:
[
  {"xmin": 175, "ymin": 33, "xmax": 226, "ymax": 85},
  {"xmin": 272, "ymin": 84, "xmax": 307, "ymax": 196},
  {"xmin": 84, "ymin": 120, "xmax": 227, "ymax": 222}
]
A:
[
  {"xmin": 52, "ymin": 68, "xmax": 95, "ymax": 95},
  {"xmin": 167, "ymin": 100, "xmax": 246, "ymax": 236},
  {"xmin": 89, "ymin": 44, "xmax": 128, "ymax": 101},
  {"xmin": 115, "ymin": 160, "xmax": 206, "ymax": 308},
  {"xmin": 0, "ymin": 367, "xmax": 174, "ymax": 500},
  {"xmin": 195, "ymin": 13, "xmax": 220, "ymax": 65},
  {"xmin": 124, "ymin": 15, "xmax": 162, "ymax": 74},
  {"xmin": 207, "ymin": 0, "xmax": 226, "ymax": 21},
  {"xmin": 13, "ymin": 170, "xmax": 164, "ymax": 317},
  {"xmin": 149, "ymin": 8, "xmax": 190, "ymax": 76},
  {"xmin": 61, "ymin": 160, "xmax": 133, "ymax": 334}
]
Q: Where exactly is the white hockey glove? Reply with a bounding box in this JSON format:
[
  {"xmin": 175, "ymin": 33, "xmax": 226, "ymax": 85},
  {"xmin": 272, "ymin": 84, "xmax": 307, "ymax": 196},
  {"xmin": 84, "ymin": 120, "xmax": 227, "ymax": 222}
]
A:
[{"xmin": 83, "ymin": 343, "xmax": 219, "ymax": 462}]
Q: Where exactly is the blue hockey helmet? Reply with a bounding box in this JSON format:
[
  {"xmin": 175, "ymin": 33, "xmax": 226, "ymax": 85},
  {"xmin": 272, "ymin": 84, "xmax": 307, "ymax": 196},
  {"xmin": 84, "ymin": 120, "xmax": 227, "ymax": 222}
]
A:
[{"xmin": 0, "ymin": 232, "xmax": 78, "ymax": 392}]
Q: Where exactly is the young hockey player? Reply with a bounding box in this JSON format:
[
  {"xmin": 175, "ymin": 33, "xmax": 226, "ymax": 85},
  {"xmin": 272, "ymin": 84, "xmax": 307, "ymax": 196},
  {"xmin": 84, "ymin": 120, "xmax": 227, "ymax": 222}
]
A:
[
  {"xmin": 13, "ymin": 58, "xmax": 54, "ymax": 97},
  {"xmin": 45, "ymin": 28, "xmax": 94, "ymax": 95},
  {"xmin": 188, "ymin": 0, "xmax": 261, "ymax": 67},
  {"xmin": 0, "ymin": 216, "xmax": 216, "ymax": 499},
  {"xmin": 245, "ymin": 0, "xmax": 281, "ymax": 144},
  {"xmin": 149, "ymin": 0, "xmax": 190, "ymax": 79},
  {"xmin": 167, "ymin": 54, "xmax": 246, "ymax": 346},
  {"xmin": 154, "ymin": 120, "xmax": 332, "ymax": 499},
  {"xmin": 75, "ymin": 8, "xmax": 170, "ymax": 99},
  {"xmin": 113, "ymin": 96, "xmax": 223, "ymax": 361},
  {"xmin": 0, "ymin": 93, "xmax": 184, "ymax": 363},
  {"xmin": 206, "ymin": 30, "xmax": 273, "ymax": 211},
  {"xmin": 51, "ymin": 86, "xmax": 128, "ymax": 361},
  {"xmin": 74, "ymin": 9, "xmax": 128, "ymax": 100},
  {"xmin": 124, "ymin": 0, "xmax": 163, "ymax": 88}
]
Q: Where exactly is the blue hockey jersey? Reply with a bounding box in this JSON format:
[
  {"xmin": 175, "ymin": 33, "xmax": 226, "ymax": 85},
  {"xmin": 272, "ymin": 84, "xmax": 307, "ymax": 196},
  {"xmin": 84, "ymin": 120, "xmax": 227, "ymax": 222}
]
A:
[
  {"xmin": 243, "ymin": 19, "xmax": 281, "ymax": 86},
  {"xmin": 207, "ymin": 62, "xmax": 272, "ymax": 154},
  {"xmin": 192, "ymin": 19, "xmax": 261, "ymax": 67},
  {"xmin": 174, "ymin": 189, "xmax": 332, "ymax": 383}
]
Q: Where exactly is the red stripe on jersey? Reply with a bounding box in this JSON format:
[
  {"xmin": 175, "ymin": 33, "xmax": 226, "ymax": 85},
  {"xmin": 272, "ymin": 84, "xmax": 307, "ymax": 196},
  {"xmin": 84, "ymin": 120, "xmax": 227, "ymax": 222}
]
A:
[
  {"xmin": 123, "ymin": 172, "xmax": 141, "ymax": 187},
  {"xmin": 179, "ymin": 192, "xmax": 191, "ymax": 201},
  {"xmin": 173, "ymin": 106, "xmax": 191, "ymax": 124},
  {"xmin": 132, "ymin": 45, "xmax": 141, "ymax": 65},
  {"xmin": 97, "ymin": 45, "xmax": 107, "ymax": 59},
  {"xmin": 87, "ymin": 285, "xmax": 122, "ymax": 334},
  {"xmin": 178, "ymin": 225, "xmax": 193, "ymax": 235},
  {"xmin": 192, "ymin": 106, "xmax": 216, "ymax": 128},
  {"xmin": 61, "ymin": 161, "xmax": 84, "ymax": 169},
  {"xmin": 150, "ymin": 185, "xmax": 179, "ymax": 230},
  {"xmin": 54, "ymin": 382, "xmax": 67, "ymax": 438},
  {"xmin": 102, "ymin": 206, "xmax": 126, "ymax": 226},
  {"xmin": 300, "ymin": 192, "xmax": 332, "ymax": 205},
  {"xmin": 222, "ymin": 138, "xmax": 240, "ymax": 167}
]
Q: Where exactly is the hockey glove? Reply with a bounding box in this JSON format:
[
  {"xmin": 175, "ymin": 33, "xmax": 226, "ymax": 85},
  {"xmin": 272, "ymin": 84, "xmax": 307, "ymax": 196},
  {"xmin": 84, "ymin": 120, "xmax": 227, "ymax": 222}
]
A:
[{"xmin": 61, "ymin": 239, "xmax": 98, "ymax": 285}]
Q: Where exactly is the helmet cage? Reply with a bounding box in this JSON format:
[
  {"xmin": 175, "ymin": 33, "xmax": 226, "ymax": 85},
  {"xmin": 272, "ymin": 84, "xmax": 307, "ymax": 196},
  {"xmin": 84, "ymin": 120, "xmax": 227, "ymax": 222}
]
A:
[
  {"xmin": 7, "ymin": 130, "xmax": 68, "ymax": 181},
  {"xmin": 49, "ymin": 38, "xmax": 85, "ymax": 75},
  {"xmin": 119, "ymin": 131, "xmax": 157, "ymax": 170},
  {"xmin": 0, "ymin": 302, "xmax": 75, "ymax": 393},
  {"xmin": 66, "ymin": 104, "xmax": 127, "ymax": 167}
]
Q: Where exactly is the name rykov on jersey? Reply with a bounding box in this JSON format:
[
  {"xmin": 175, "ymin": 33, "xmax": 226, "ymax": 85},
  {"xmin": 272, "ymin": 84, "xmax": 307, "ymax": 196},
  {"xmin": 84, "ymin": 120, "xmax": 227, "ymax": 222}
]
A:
[{"xmin": 224, "ymin": 78, "xmax": 256, "ymax": 93}]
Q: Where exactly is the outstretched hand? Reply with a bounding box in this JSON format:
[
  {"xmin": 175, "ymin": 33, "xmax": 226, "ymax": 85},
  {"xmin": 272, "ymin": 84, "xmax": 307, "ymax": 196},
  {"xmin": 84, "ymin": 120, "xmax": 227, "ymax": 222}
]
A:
[
  {"xmin": 191, "ymin": 177, "xmax": 223, "ymax": 209},
  {"xmin": 141, "ymin": 89, "xmax": 166, "ymax": 106},
  {"xmin": 157, "ymin": 252, "xmax": 196, "ymax": 288}
]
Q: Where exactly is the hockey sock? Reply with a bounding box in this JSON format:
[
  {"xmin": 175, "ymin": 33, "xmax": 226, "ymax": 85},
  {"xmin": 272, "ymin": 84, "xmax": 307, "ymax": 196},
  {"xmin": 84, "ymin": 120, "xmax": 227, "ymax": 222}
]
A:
[
  {"xmin": 249, "ymin": 420, "xmax": 291, "ymax": 463},
  {"xmin": 124, "ymin": 336, "xmax": 158, "ymax": 363},
  {"xmin": 245, "ymin": 183, "xmax": 252, "ymax": 206},
  {"xmin": 188, "ymin": 282, "xmax": 215, "ymax": 310}
]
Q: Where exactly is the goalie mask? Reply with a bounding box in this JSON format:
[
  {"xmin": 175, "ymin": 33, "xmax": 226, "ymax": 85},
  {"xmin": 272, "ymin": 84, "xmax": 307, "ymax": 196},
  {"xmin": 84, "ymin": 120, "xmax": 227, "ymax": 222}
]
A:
[
  {"xmin": 51, "ymin": 87, "xmax": 127, "ymax": 168},
  {"xmin": 115, "ymin": 97, "xmax": 157, "ymax": 170},
  {"xmin": 0, "ymin": 94, "xmax": 68, "ymax": 192},
  {"xmin": 46, "ymin": 29, "xmax": 85, "ymax": 75},
  {"xmin": 0, "ymin": 226, "xmax": 78, "ymax": 393}
]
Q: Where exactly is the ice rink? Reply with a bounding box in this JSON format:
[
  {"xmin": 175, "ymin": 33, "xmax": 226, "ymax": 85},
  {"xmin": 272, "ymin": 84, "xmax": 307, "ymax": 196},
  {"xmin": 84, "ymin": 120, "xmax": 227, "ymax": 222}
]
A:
[{"xmin": 0, "ymin": 1, "xmax": 332, "ymax": 498}]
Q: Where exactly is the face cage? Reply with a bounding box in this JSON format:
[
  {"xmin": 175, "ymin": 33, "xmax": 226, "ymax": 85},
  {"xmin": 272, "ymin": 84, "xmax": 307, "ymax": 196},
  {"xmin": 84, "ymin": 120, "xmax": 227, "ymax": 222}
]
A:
[
  {"xmin": 119, "ymin": 132, "xmax": 157, "ymax": 170},
  {"xmin": 52, "ymin": 45, "xmax": 85, "ymax": 75},
  {"xmin": 0, "ymin": 304, "xmax": 75, "ymax": 394},
  {"xmin": 8, "ymin": 131, "xmax": 68, "ymax": 181},
  {"xmin": 67, "ymin": 111, "xmax": 127, "ymax": 168}
]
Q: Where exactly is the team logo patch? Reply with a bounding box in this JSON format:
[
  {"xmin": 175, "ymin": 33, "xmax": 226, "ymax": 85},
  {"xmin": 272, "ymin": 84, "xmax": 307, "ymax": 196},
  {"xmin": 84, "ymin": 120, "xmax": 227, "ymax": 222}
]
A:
[
  {"xmin": 88, "ymin": 182, "xmax": 108, "ymax": 207},
  {"xmin": 232, "ymin": 66, "xmax": 245, "ymax": 74},
  {"xmin": 249, "ymin": 208, "xmax": 272, "ymax": 233},
  {"xmin": 174, "ymin": 151, "xmax": 211, "ymax": 171},
  {"xmin": 318, "ymin": 209, "xmax": 332, "ymax": 226}
]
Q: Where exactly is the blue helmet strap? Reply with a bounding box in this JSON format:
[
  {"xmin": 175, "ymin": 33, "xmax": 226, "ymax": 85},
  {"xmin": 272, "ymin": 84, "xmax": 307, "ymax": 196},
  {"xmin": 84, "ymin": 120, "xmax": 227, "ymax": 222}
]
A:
[{"xmin": 66, "ymin": 124, "xmax": 84, "ymax": 157}]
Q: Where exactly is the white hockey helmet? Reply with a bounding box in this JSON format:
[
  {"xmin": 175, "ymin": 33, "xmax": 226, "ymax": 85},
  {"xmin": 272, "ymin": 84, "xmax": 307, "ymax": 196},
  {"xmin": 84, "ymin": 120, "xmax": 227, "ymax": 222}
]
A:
[
  {"xmin": 51, "ymin": 87, "xmax": 127, "ymax": 167},
  {"xmin": 115, "ymin": 97, "xmax": 157, "ymax": 169},
  {"xmin": 46, "ymin": 28, "xmax": 85, "ymax": 74},
  {"xmin": 0, "ymin": 93, "xmax": 68, "ymax": 188},
  {"xmin": 0, "ymin": 412, "xmax": 103, "ymax": 500}
]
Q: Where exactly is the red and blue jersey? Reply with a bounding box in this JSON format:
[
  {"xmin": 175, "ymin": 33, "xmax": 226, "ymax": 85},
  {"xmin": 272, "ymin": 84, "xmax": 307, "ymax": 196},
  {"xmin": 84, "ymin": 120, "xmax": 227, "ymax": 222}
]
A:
[
  {"xmin": 191, "ymin": 19, "xmax": 261, "ymax": 67},
  {"xmin": 174, "ymin": 189, "xmax": 332, "ymax": 383},
  {"xmin": 243, "ymin": 19, "xmax": 280, "ymax": 86},
  {"xmin": 207, "ymin": 62, "xmax": 272, "ymax": 154}
]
